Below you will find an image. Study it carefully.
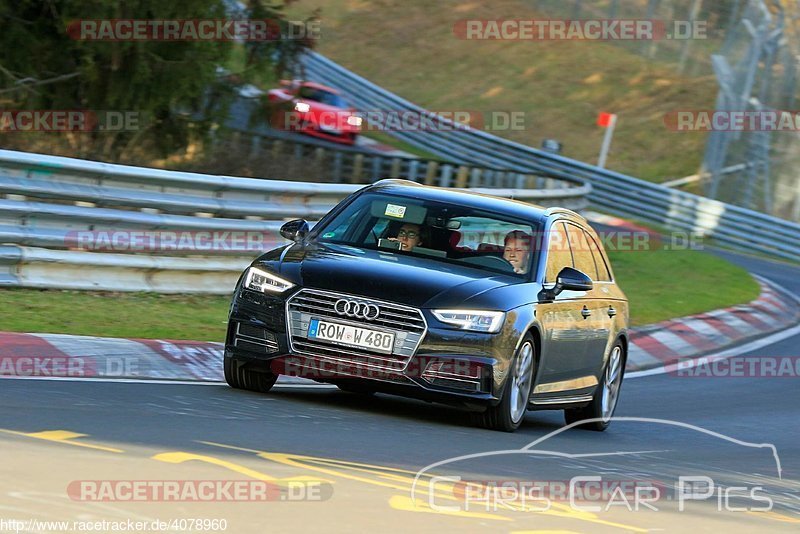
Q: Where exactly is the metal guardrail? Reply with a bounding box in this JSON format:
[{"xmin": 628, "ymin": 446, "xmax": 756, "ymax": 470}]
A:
[
  {"xmin": 220, "ymin": 126, "xmax": 590, "ymax": 193},
  {"xmin": 0, "ymin": 245, "xmax": 249, "ymax": 294},
  {"xmin": 301, "ymin": 52, "xmax": 800, "ymax": 263},
  {"xmin": 0, "ymin": 148, "xmax": 592, "ymax": 292}
]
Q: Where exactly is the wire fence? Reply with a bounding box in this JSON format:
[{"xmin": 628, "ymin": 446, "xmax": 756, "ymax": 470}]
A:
[{"xmin": 498, "ymin": 1, "xmax": 800, "ymax": 220}]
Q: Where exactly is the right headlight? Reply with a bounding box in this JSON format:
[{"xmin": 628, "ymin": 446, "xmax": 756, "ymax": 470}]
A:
[
  {"xmin": 244, "ymin": 266, "xmax": 295, "ymax": 294},
  {"xmin": 431, "ymin": 310, "xmax": 505, "ymax": 333}
]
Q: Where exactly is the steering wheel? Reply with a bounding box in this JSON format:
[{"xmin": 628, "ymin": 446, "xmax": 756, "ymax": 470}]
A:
[{"xmin": 464, "ymin": 255, "xmax": 515, "ymax": 272}]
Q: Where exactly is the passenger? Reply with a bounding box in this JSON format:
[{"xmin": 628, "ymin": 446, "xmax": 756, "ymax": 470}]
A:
[
  {"xmin": 503, "ymin": 230, "xmax": 532, "ymax": 274},
  {"xmin": 389, "ymin": 223, "xmax": 425, "ymax": 251}
]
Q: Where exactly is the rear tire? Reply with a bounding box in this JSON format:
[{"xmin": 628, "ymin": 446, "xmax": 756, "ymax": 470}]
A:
[
  {"xmin": 564, "ymin": 342, "xmax": 625, "ymax": 431},
  {"xmin": 224, "ymin": 355, "xmax": 278, "ymax": 393},
  {"xmin": 472, "ymin": 335, "xmax": 535, "ymax": 432}
]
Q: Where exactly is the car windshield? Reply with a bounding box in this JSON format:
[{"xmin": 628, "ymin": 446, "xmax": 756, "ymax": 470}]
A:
[
  {"xmin": 298, "ymin": 86, "xmax": 349, "ymax": 108},
  {"xmin": 313, "ymin": 192, "xmax": 540, "ymax": 277}
]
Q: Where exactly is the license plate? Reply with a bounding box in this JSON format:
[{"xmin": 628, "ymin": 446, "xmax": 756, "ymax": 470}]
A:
[{"xmin": 307, "ymin": 319, "xmax": 395, "ymax": 354}]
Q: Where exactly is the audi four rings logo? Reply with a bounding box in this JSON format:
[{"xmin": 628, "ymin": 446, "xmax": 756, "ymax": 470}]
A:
[{"xmin": 334, "ymin": 299, "xmax": 381, "ymax": 320}]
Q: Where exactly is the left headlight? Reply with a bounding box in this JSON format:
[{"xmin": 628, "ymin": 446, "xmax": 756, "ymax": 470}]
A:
[
  {"xmin": 346, "ymin": 115, "xmax": 363, "ymax": 127},
  {"xmin": 244, "ymin": 266, "xmax": 295, "ymax": 294},
  {"xmin": 431, "ymin": 310, "xmax": 505, "ymax": 333}
]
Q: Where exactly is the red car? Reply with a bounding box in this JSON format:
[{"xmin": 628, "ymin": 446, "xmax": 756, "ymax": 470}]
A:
[{"xmin": 267, "ymin": 80, "xmax": 361, "ymax": 145}]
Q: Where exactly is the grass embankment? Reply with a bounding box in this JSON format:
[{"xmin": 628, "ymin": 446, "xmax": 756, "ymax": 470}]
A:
[
  {"xmin": 0, "ymin": 291, "xmax": 231, "ymax": 341},
  {"xmin": 0, "ymin": 249, "xmax": 759, "ymax": 339},
  {"xmin": 288, "ymin": 0, "xmax": 717, "ymax": 181},
  {"xmin": 608, "ymin": 248, "xmax": 759, "ymax": 326}
]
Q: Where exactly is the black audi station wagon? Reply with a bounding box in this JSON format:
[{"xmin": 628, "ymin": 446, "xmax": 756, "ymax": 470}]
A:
[{"xmin": 225, "ymin": 180, "xmax": 629, "ymax": 432}]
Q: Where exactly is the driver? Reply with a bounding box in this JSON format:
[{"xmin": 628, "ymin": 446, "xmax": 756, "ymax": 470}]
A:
[
  {"xmin": 389, "ymin": 223, "xmax": 424, "ymax": 251},
  {"xmin": 503, "ymin": 230, "xmax": 532, "ymax": 274}
]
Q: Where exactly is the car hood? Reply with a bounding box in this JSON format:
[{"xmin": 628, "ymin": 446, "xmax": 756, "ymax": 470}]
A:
[
  {"xmin": 258, "ymin": 243, "xmax": 524, "ymax": 310},
  {"xmin": 301, "ymin": 100, "xmax": 355, "ymax": 115}
]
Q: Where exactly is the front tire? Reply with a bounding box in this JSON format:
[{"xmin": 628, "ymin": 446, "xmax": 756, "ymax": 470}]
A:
[
  {"xmin": 224, "ymin": 355, "xmax": 278, "ymax": 393},
  {"xmin": 472, "ymin": 335, "xmax": 535, "ymax": 432},
  {"xmin": 564, "ymin": 342, "xmax": 625, "ymax": 431}
]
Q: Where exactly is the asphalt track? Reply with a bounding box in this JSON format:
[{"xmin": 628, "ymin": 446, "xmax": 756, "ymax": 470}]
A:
[{"xmin": 0, "ymin": 248, "xmax": 798, "ymax": 532}]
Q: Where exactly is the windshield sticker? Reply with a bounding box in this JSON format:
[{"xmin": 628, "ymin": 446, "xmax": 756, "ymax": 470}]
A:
[
  {"xmin": 322, "ymin": 232, "xmax": 336, "ymax": 238},
  {"xmin": 384, "ymin": 203, "xmax": 407, "ymax": 218}
]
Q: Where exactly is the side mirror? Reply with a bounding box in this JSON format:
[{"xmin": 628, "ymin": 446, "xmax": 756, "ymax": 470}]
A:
[
  {"xmin": 280, "ymin": 219, "xmax": 309, "ymax": 242},
  {"xmin": 555, "ymin": 267, "xmax": 593, "ymax": 294}
]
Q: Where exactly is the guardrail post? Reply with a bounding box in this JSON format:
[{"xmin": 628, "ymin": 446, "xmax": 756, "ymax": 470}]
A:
[
  {"xmin": 332, "ymin": 151, "xmax": 343, "ymax": 183},
  {"xmin": 515, "ymin": 173, "xmax": 526, "ymax": 189},
  {"xmin": 524, "ymin": 175, "xmax": 535, "ymax": 188},
  {"xmin": 455, "ymin": 166, "xmax": 469, "ymax": 188},
  {"xmin": 271, "ymin": 140, "xmax": 284, "ymax": 157},
  {"xmin": 351, "ymin": 154, "xmax": 364, "ymax": 183},
  {"xmin": 483, "ymin": 170, "xmax": 494, "ymax": 187},
  {"xmin": 407, "ymin": 159, "xmax": 419, "ymax": 182},
  {"xmin": 371, "ymin": 156, "xmax": 383, "ymax": 181},
  {"xmin": 439, "ymin": 164, "xmax": 453, "ymax": 188},
  {"xmin": 390, "ymin": 158, "xmax": 401, "ymax": 179},
  {"xmin": 424, "ymin": 161, "xmax": 439, "ymax": 185},
  {"xmin": 469, "ymin": 168, "xmax": 481, "ymax": 187},
  {"xmin": 315, "ymin": 147, "xmax": 326, "ymax": 166},
  {"xmin": 250, "ymin": 135, "xmax": 261, "ymax": 159}
]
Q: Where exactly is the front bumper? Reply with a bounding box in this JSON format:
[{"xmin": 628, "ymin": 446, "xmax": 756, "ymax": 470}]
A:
[{"xmin": 225, "ymin": 288, "xmax": 518, "ymax": 406}]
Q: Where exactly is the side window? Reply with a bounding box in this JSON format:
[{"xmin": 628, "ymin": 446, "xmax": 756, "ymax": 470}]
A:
[
  {"xmin": 545, "ymin": 222, "xmax": 572, "ymax": 283},
  {"xmin": 585, "ymin": 231, "xmax": 612, "ymax": 282},
  {"xmin": 320, "ymin": 210, "xmax": 361, "ymax": 242},
  {"xmin": 566, "ymin": 224, "xmax": 598, "ymax": 281}
]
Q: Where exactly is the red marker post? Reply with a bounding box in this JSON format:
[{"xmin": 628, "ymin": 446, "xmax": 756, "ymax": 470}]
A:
[{"xmin": 597, "ymin": 112, "xmax": 617, "ymax": 168}]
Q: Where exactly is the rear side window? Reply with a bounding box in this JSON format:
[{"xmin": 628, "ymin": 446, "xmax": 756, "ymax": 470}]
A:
[
  {"xmin": 566, "ymin": 224, "xmax": 598, "ymax": 281},
  {"xmin": 545, "ymin": 222, "xmax": 572, "ymax": 283},
  {"xmin": 585, "ymin": 230, "xmax": 612, "ymax": 281}
]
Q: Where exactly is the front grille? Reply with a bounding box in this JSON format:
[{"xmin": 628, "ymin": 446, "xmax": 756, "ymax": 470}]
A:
[{"xmin": 286, "ymin": 289, "xmax": 426, "ymax": 371}]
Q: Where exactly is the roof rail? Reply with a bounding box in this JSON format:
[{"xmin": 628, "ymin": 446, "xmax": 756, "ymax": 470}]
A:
[{"xmin": 544, "ymin": 207, "xmax": 584, "ymax": 219}]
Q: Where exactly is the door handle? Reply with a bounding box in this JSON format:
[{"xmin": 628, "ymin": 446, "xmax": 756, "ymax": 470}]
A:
[
  {"xmin": 608, "ymin": 306, "xmax": 617, "ymax": 317},
  {"xmin": 581, "ymin": 306, "xmax": 592, "ymax": 319}
]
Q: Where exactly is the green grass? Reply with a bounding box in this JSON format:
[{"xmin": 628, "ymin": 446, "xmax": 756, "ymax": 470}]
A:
[
  {"xmin": 609, "ymin": 248, "xmax": 760, "ymax": 326},
  {"xmin": 0, "ymin": 248, "xmax": 759, "ymax": 338},
  {"xmin": 0, "ymin": 290, "xmax": 231, "ymax": 341}
]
